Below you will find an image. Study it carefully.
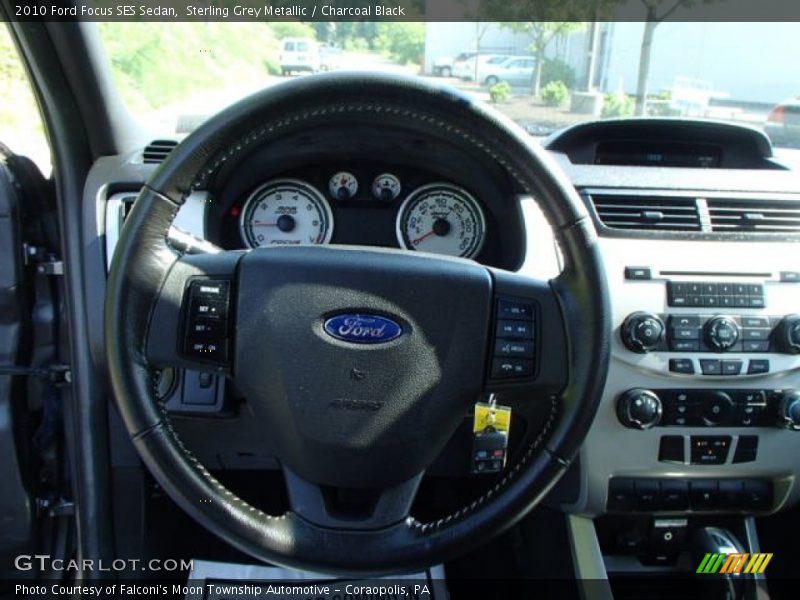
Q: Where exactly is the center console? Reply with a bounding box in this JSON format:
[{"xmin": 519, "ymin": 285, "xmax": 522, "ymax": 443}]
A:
[{"xmin": 565, "ymin": 233, "xmax": 800, "ymax": 593}]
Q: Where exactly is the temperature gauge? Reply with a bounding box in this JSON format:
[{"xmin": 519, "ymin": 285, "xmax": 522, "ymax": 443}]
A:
[
  {"xmin": 372, "ymin": 173, "xmax": 401, "ymax": 201},
  {"xmin": 329, "ymin": 171, "xmax": 358, "ymax": 200}
]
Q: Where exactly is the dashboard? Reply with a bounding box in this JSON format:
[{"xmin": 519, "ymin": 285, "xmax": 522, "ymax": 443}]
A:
[{"xmin": 88, "ymin": 118, "xmax": 800, "ymax": 531}]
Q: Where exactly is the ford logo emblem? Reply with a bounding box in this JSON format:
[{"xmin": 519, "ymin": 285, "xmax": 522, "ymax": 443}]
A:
[{"xmin": 323, "ymin": 313, "xmax": 402, "ymax": 344}]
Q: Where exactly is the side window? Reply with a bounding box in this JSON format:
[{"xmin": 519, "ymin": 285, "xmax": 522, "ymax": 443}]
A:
[
  {"xmin": 297, "ymin": 42, "xmax": 308, "ymax": 52},
  {"xmin": 284, "ymin": 42, "xmax": 295, "ymax": 52},
  {"xmin": 0, "ymin": 25, "xmax": 51, "ymax": 175}
]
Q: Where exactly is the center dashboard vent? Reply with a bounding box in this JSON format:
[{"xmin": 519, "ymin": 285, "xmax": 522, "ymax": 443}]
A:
[
  {"xmin": 588, "ymin": 194, "xmax": 702, "ymax": 231},
  {"xmin": 707, "ymin": 198, "xmax": 800, "ymax": 233},
  {"xmin": 142, "ymin": 139, "xmax": 178, "ymax": 164}
]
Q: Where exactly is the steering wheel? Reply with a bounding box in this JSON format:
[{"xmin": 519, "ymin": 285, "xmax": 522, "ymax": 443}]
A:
[{"xmin": 105, "ymin": 73, "xmax": 610, "ymax": 575}]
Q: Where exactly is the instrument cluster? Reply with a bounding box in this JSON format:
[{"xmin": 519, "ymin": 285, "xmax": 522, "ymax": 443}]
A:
[{"xmin": 216, "ymin": 167, "xmax": 493, "ymax": 260}]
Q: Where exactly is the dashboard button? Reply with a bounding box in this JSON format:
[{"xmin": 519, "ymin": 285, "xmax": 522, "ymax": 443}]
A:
[
  {"xmin": 689, "ymin": 480, "xmax": 719, "ymax": 509},
  {"xmin": 780, "ymin": 271, "xmax": 800, "ymax": 282},
  {"xmin": 497, "ymin": 299, "xmax": 533, "ymax": 320},
  {"xmin": 702, "ymin": 296, "xmax": 720, "ymax": 307},
  {"xmin": 690, "ymin": 436, "xmax": 731, "ymax": 464},
  {"xmin": 625, "ymin": 266, "xmax": 652, "ymax": 280},
  {"xmin": 743, "ymin": 340, "xmax": 769, "ymax": 352},
  {"xmin": 741, "ymin": 316, "xmax": 769, "ymax": 327},
  {"xmin": 670, "ymin": 315, "xmax": 700, "ymax": 328},
  {"xmin": 721, "ymin": 360, "xmax": 743, "ymax": 375},
  {"xmin": 659, "ymin": 479, "xmax": 689, "ymax": 510},
  {"xmin": 748, "ymin": 284, "xmax": 764, "ymax": 296},
  {"xmin": 742, "ymin": 480, "xmax": 772, "ymax": 510},
  {"xmin": 491, "ymin": 358, "xmax": 533, "ymax": 378},
  {"xmin": 742, "ymin": 328, "xmax": 770, "ymax": 341},
  {"xmin": 188, "ymin": 317, "xmax": 226, "ymax": 337},
  {"xmin": 734, "ymin": 296, "xmax": 749, "ymax": 307},
  {"xmin": 185, "ymin": 337, "xmax": 227, "ymax": 362},
  {"xmin": 718, "ymin": 480, "xmax": 744, "ymax": 509},
  {"xmin": 732, "ymin": 436, "xmax": 758, "ymax": 464},
  {"xmin": 747, "ymin": 359, "xmax": 770, "ymax": 374},
  {"xmin": 494, "ymin": 340, "xmax": 534, "ymax": 358},
  {"xmin": 672, "ymin": 327, "xmax": 699, "ymax": 340},
  {"xmin": 687, "ymin": 296, "xmax": 703, "ymax": 307},
  {"xmin": 669, "ymin": 358, "xmax": 695, "ymax": 374},
  {"xmin": 608, "ymin": 479, "xmax": 635, "ymax": 511},
  {"xmin": 634, "ymin": 480, "xmax": 660, "ymax": 510},
  {"xmin": 699, "ymin": 359, "xmax": 722, "ymax": 375},
  {"xmin": 659, "ymin": 436, "xmax": 685, "ymax": 463},
  {"xmin": 496, "ymin": 320, "xmax": 533, "ymax": 339},
  {"xmin": 748, "ymin": 297, "xmax": 766, "ymax": 308},
  {"xmin": 671, "ymin": 340, "xmax": 699, "ymax": 352}
]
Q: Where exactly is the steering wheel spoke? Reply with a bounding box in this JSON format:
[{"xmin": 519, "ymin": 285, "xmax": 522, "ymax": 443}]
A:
[
  {"xmin": 484, "ymin": 269, "xmax": 568, "ymax": 395},
  {"xmin": 283, "ymin": 467, "xmax": 422, "ymax": 531},
  {"xmin": 146, "ymin": 250, "xmax": 243, "ymax": 373}
]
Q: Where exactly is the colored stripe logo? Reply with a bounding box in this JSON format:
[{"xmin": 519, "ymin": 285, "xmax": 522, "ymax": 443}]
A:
[{"xmin": 696, "ymin": 552, "xmax": 773, "ymax": 574}]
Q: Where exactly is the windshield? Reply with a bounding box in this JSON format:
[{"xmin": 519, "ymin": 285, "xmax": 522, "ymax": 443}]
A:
[{"xmin": 93, "ymin": 21, "xmax": 798, "ymax": 151}]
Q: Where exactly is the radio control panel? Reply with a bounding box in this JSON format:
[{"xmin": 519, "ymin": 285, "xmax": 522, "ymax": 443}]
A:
[{"xmin": 621, "ymin": 311, "xmax": 800, "ymax": 356}]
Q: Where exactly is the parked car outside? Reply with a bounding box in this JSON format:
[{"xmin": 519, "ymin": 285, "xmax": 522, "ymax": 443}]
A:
[
  {"xmin": 278, "ymin": 37, "xmax": 320, "ymax": 75},
  {"xmin": 431, "ymin": 52, "xmax": 476, "ymax": 77},
  {"xmin": 453, "ymin": 54, "xmax": 513, "ymax": 80},
  {"xmin": 765, "ymin": 96, "xmax": 800, "ymax": 148},
  {"xmin": 482, "ymin": 56, "xmax": 536, "ymax": 87}
]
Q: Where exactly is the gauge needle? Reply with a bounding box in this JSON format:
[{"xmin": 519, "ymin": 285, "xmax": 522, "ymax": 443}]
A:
[
  {"xmin": 411, "ymin": 230, "xmax": 436, "ymax": 245},
  {"xmin": 251, "ymin": 222, "xmax": 278, "ymax": 227}
]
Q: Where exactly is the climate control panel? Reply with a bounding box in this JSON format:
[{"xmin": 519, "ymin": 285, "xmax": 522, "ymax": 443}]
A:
[{"xmin": 617, "ymin": 388, "xmax": 800, "ymax": 429}]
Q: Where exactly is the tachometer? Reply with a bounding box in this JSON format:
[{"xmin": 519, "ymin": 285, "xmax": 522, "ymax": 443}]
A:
[
  {"xmin": 395, "ymin": 183, "xmax": 486, "ymax": 258},
  {"xmin": 240, "ymin": 179, "xmax": 333, "ymax": 248}
]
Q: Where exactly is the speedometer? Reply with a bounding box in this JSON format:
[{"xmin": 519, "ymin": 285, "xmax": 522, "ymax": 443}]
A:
[
  {"xmin": 240, "ymin": 179, "xmax": 334, "ymax": 248},
  {"xmin": 395, "ymin": 183, "xmax": 486, "ymax": 258}
]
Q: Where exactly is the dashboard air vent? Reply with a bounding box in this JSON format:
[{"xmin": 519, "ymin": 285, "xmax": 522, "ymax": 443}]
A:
[
  {"xmin": 589, "ymin": 194, "xmax": 702, "ymax": 231},
  {"xmin": 142, "ymin": 139, "xmax": 178, "ymax": 164},
  {"xmin": 708, "ymin": 199, "xmax": 800, "ymax": 233}
]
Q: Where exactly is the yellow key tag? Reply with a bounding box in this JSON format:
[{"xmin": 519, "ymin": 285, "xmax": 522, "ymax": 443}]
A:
[
  {"xmin": 473, "ymin": 402, "xmax": 511, "ymax": 435},
  {"xmin": 472, "ymin": 401, "xmax": 511, "ymax": 474}
]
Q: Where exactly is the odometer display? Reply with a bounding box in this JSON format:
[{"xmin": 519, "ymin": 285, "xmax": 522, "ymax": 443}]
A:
[
  {"xmin": 240, "ymin": 179, "xmax": 333, "ymax": 248},
  {"xmin": 396, "ymin": 183, "xmax": 486, "ymax": 258}
]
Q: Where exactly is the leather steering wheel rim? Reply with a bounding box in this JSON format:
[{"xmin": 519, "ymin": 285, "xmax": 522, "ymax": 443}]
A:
[{"xmin": 105, "ymin": 73, "xmax": 610, "ymax": 575}]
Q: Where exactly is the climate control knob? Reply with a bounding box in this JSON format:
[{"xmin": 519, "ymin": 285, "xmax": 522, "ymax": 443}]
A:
[
  {"xmin": 617, "ymin": 389, "xmax": 663, "ymax": 430},
  {"xmin": 774, "ymin": 314, "xmax": 800, "ymax": 354},
  {"xmin": 621, "ymin": 312, "xmax": 664, "ymax": 353},
  {"xmin": 702, "ymin": 391, "xmax": 734, "ymax": 426},
  {"xmin": 704, "ymin": 316, "xmax": 740, "ymax": 351},
  {"xmin": 779, "ymin": 391, "xmax": 800, "ymax": 431}
]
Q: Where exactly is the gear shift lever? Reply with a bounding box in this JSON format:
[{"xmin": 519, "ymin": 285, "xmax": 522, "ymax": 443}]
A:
[{"xmin": 692, "ymin": 527, "xmax": 748, "ymax": 600}]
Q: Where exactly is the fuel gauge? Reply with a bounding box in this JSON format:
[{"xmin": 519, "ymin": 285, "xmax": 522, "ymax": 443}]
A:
[
  {"xmin": 329, "ymin": 171, "xmax": 358, "ymax": 200},
  {"xmin": 372, "ymin": 173, "xmax": 401, "ymax": 201}
]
